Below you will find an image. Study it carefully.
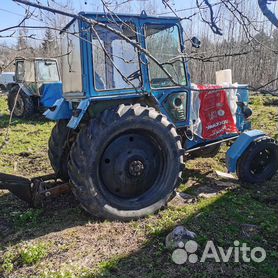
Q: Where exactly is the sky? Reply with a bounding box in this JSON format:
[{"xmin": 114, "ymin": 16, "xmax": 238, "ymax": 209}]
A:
[
  {"xmin": 0, "ymin": 0, "xmax": 192, "ymax": 31},
  {"xmin": 0, "ymin": 0, "xmax": 193, "ymax": 46},
  {"xmin": 0, "ymin": 0, "xmax": 277, "ymax": 47}
]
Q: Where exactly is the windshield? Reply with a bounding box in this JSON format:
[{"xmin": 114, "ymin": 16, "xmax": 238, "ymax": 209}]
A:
[
  {"xmin": 145, "ymin": 24, "xmax": 186, "ymax": 88},
  {"xmin": 92, "ymin": 23, "xmax": 141, "ymax": 91},
  {"xmin": 36, "ymin": 61, "xmax": 60, "ymax": 82}
]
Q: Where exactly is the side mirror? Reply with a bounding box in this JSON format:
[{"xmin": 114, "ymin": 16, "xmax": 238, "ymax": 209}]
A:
[{"xmin": 191, "ymin": 37, "xmax": 201, "ymax": 48}]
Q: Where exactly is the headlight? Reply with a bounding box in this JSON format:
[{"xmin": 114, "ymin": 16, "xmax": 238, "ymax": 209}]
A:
[
  {"xmin": 164, "ymin": 92, "xmax": 187, "ymax": 122},
  {"xmin": 173, "ymin": 96, "xmax": 183, "ymax": 107}
]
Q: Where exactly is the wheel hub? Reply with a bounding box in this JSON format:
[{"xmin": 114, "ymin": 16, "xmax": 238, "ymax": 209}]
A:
[
  {"xmin": 129, "ymin": 160, "xmax": 144, "ymax": 176},
  {"xmin": 250, "ymin": 148, "xmax": 272, "ymax": 174},
  {"xmin": 99, "ymin": 132, "xmax": 163, "ymax": 198}
]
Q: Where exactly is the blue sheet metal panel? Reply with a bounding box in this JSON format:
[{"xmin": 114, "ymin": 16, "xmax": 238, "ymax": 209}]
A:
[
  {"xmin": 136, "ymin": 18, "xmax": 151, "ymax": 95},
  {"xmin": 66, "ymin": 94, "xmax": 146, "ymax": 129},
  {"xmin": 43, "ymin": 98, "xmax": 72, "ymax": 120},
  {"xmin": 237, "ymin": 85, "xmax": 249, "ymax": 103},
  {"xmin": 225, "ymin": 130, "xmax": 266, "ymax": 173},
  {"xmin": 79, "ymin": 19, "xmax": 88, "ymax": 97},
  {"xmin": 67, "ymin": 99, "xmax": 90, "ymax": 129},
  {"xmin": 151, "ymin": 87, "xmax": 191, "ymax": 127},
  {"xmin": 40, "ymin": 82, "xmax": 63, "ymax": 108},
  {"xmin": 79, "ymin": 12, "xmax": 181, "ymax": 24}
]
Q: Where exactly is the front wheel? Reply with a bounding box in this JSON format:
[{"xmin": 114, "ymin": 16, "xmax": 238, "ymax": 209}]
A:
[
  {"xmin": 68, "ymin": 104, "xmax": 184, "ymax": 221},
  {"xmin": 237, "ymin": 137, "xmax": 278, "ymax": 183}
]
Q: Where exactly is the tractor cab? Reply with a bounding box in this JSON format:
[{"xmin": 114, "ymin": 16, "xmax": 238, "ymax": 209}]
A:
[
  {"xmin": 58, "ymin": 12, "xmax": 189, "ymax": 123},
  {"xmin": 8, "ymin": 57, "xmax": 62, "ymax": 118}
]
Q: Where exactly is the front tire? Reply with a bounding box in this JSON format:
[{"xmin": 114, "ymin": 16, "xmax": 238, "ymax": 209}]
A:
[
  {"xmin": 8, "ymin": 89, "xmax": 34, "ymax": 118},
  {"xmin": 68, "ymin": 104, "xmax": 184, "ymax": 221},
  {"xmin": 237, "ymin": 137, "xmax": 278, "ymax": 183}
]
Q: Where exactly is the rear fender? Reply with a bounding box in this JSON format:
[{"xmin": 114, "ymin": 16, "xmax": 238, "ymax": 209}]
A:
[
  {"xmin": 226, "ymin": 130, "xmax": 266, "ymax": 173},
  {"xmin": 44, "ymin": 98, "xmax": 72, "ymax": 120},
  {"xmin": 67, "ymin": 99, "xmax": 90, "ymax": 129}
]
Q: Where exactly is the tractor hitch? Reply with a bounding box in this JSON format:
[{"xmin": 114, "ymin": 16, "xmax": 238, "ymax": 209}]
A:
[{"xmin": 0, "ymin": 173, "xmax": 71, "ymax": 207}]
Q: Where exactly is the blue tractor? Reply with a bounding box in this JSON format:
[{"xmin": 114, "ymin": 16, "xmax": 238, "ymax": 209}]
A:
[
  {"xmin": 1, "ymin": 11, "xmax": 277, "ymax": 221},
  {"xmin": 7, "ymin": 57, "xmax": 62, "ymax": 118},
  {"xmin": 43, "ymin": 12, "xmax": 278, "ymax": 220}
]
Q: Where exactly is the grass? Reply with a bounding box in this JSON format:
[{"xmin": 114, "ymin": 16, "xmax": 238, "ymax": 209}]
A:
[
  {"xmin": 0, "ymin": 94, "xmax": 54, "ymax": 176},
  {"xmin": 0, "ymin": 94, "xmax": 277, "ymax": 278},
  {"xmin": 1, "ymin": 242, "xmax": 50, "ymax": 274}
]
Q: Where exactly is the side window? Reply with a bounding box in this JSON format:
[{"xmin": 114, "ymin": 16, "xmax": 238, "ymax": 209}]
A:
[
  {"xmin": 92, "ymin": 23, "xmax": 142, "ymax": 91},
  {"xmin": 16, "ymin": 61, "xmax": 24, "ymax": 82},
  {"xmin": 36, "ymin": 61, "xmax": 60, "ymax": 82}
]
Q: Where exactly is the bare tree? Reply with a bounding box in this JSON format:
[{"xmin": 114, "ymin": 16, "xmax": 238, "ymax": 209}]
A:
[{"xmin": 0, "ymin": 0, "xmax": 277, "ymax": 92}]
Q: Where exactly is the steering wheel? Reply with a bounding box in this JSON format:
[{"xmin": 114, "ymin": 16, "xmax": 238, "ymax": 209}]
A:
[{"xmin": 127, "ymin": 69, "xmax": 141, "ymax": 81}]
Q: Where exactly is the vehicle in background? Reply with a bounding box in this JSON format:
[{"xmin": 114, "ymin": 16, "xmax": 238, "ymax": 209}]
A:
[
  {"xmin": 0, "ymin": 72, "xmax": 15, "ymax": 92},
  {"xmin": 7, "ymin": 57, "xmax": 62, "ymax": 118}
]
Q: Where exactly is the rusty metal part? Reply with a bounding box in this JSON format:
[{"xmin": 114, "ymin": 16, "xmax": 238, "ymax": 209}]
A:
[
  {"xmin": 0, "ymin": 173, "xmax": 33, "ymax": 204},
  {"xmin": 0, "ymin": 172, "xmax": 71, "ymax": 207}
]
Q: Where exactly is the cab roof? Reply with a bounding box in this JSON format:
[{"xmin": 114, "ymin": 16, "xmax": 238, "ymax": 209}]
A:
[
  {"xmin": 79, "ymin": 11, "xmax": 180, "ymax": 21},
  {"xmin": 61, "ymin": 10, "xmax": 181, "ymax": 33}
]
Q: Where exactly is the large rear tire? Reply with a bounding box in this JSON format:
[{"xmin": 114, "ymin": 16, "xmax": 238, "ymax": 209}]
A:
[
  {"xmin": 8, "ymin": 88, "xmax": 34, "ymax": 118},
  {"xmin": 237, "ymin": 137, "xmax": 278, "ymax": 183},
  {"xmin": 68, "ymin": 104, "xmax": 184, "ymax": 221},
  {"xmin": 48, "ymin": 120, "xmax": 77, "ymax": 181}
]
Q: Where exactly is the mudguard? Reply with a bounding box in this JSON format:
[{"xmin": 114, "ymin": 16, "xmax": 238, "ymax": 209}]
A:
[
  {"xmin": 44, "ymin": 98, "xmax": 72, "ymax": 120},
  {"xmin": 226, "ymin": 130, "xmax": 266, "ymax": 173},
  {"xmin": 67, "ymin": 99, "xmax": 90, "ymax": 129},
  {"xmin": 40, "ymin": 82, "xmax": 63, "ymax": 108}
]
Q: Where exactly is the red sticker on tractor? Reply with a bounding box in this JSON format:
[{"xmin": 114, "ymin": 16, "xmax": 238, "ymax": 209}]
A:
[{"xmin": 197, "ymin": 85, "xmax": 237, "ymax": 140}]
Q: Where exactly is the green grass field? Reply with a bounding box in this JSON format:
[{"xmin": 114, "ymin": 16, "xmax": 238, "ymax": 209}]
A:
[{"xmin": 0, "ymin": 94, "xmax": 277, "ymax": 278}]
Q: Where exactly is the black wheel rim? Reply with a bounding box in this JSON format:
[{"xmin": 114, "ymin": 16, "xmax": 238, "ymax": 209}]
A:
[
  {"xmin": 99, "ymin": 131, "xmax": 164, "ymax": 198},
  {"xmin": 249, "ymin": 147, "xmax": 274, "ymax": 175}
]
